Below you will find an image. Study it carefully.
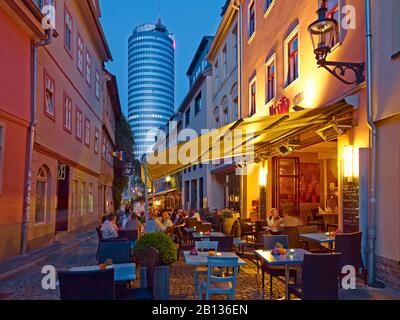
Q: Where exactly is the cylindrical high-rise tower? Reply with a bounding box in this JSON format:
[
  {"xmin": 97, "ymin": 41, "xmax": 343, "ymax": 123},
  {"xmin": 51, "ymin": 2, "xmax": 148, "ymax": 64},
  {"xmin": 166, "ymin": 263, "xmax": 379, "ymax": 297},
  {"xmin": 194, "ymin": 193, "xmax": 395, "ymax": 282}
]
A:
[{"xmin": 128, "ymin": 20, "xmax": 175, "ymax": 159}]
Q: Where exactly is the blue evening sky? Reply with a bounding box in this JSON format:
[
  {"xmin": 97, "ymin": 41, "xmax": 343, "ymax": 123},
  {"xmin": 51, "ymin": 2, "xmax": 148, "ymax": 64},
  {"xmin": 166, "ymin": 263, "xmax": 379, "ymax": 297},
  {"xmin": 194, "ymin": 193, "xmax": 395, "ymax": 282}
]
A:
[{"xmin": 99, "ymin": 0, "xmax": 225, "ymax": 115}]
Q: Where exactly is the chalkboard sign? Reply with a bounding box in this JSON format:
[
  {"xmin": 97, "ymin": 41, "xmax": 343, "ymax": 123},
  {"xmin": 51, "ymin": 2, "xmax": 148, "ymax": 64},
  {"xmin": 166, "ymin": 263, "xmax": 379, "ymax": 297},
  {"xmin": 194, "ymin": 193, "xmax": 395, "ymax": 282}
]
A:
[{"xmin": 343, "ymin": 178, "xmax": 360, "ymax": 233}]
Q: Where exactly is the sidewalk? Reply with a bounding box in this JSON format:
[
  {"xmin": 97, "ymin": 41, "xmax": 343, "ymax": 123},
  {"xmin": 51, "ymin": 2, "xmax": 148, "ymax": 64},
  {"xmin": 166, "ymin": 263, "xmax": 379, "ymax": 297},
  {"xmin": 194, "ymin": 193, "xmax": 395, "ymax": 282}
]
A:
[{"xmin": 0, "ymin": 230, "xmax": 96, "ymax": 282}]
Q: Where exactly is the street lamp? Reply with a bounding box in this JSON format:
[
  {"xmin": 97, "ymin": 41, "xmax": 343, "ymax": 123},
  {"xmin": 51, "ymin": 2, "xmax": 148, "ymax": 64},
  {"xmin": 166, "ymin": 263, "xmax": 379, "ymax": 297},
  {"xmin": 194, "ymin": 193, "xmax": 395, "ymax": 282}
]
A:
[{"xmin": 308, "ymin": 0, "xmax": 365, "ymax": 85}]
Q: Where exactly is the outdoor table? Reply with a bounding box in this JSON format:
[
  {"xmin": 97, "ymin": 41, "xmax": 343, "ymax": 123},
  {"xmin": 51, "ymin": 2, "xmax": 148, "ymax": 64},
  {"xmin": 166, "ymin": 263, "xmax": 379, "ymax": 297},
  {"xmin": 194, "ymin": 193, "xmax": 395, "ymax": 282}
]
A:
[
  {"xmin": 69, "ymin": 263, "xmax": 136, "ymax": 283},
  {"xmin": 262, "ymin": 226, "xmax": 282, "ymax": 234},
  {"xmin": 300, "ymin": 232, "xmax": 336, "ymax": 249},
  {"xmin": 233, "ymin": 238, "xmax": 246, "ymax": 255},
  {"xmin": 183, "ymin": 251, "xmax": 246, "ymax": 266},
  {"xmin": 192, "ymin": 231, "xmax": 225, "ymax": 239},
  {"xmin": 255, "ymin": 249, "xmax": 310, "ymax": 300}
]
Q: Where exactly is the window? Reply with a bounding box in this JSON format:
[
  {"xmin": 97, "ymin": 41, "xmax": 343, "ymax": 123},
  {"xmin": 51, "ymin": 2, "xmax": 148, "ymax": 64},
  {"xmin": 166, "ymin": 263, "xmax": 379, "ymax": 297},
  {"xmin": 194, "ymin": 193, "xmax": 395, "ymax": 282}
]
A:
[
  {"xmin": 223, "ymin": 45, "xmax": 228, "ymax": 78},
  {"xmin": 0, "ymin": 125, "xmax": 4, "ymax": 194},
  {"xmin": 80, "ymin": 182, "xmax": 85, "ymax": 214},
  {"xmin": 248, "ymin": 1, "xmax": 256, "ymax": 39},
  {"xmin": 84, "ymin": 118, "xmax": 90, "ymax": 146},
  {"xmin": 185, "ymin": 108, "xmax": 191, "ymax": 126},
  {"xmin": 232, "ymin": 26, "xmax": 238, "ymax": 63},
  {"xmin": 102, "ymin": 135, "xmax": 106, "ymax": 159},
  {"xmin": 249, "ymin": 78, "xmax": 257, "ymax": 116},
  {"xmin": 195, "ymin": 92, "xmax": 202, "ymax": 115},
  {"xmin": 64, "ymin": 7, "xmax": 73, "ymax": 55},
  {"xmin": 44, "ymin": 73, "xmax": 55, "ymax": 119},
  {"xmin": 77, "ymin": 34, "xmax": 84, "ymax": 74},
  {"xmin": 286, "ymin": 32, "xmax": 299, "ymax": 85},
  {"xmin": 95, "ymin": 70, "xmax": 100, "ymax": 99},
  {"xmin": 215, "ymin": 60, "xmax": 219, "ymax": 92},
  {"xmin": 35, "ymin": 167, "xmax": 48, "ymax": 224},
  {"xmin": 94, "ymin": 128, "xmax": 99, "ymax": 154},
  {"xmin": 88, "ymin": 184, "xmax": 94, "ymax": 214},
  {"xmin": 76, "ymin": 109, "xmax": 82, "ymax": 141},
  {"xmin": 63, "ymin": 94, "xmax": 72, "ymax": 132},
  {"xmin": 222, "ymin": 97, "xmax": 229, "ymax": 125},
  {"xmin": 326, "ymin": 0, "xmax": 340, "ymax": 47},
  {"xmin": 86, "ymin": 50, "xmax": 92, "ymax": 85},
  {"xmin": 214, "ymin": 106, "xmax": 220, "ymax": 125},
  {"xmin": 264, "ymin": 0, "xmax": 274, "ymax": 14},
  {"xmin": 231, "ymin": 83, "xmax": 239, "ymax": 120},
  {"xmin": 266, "ymin": 56, "xmax": 276, "ymax": 103}
]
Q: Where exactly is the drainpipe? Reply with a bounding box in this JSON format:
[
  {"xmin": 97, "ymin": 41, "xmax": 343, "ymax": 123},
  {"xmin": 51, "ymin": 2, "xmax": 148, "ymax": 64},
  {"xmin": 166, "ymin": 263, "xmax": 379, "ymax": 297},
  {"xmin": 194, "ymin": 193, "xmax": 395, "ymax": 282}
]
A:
[
  {"xmin": 21, "ymin": 29, "xmax": 53, "ymax": 256},
  {"xmin": 365, "ymin": 0, "xmax": 379, "ymax": 286}
]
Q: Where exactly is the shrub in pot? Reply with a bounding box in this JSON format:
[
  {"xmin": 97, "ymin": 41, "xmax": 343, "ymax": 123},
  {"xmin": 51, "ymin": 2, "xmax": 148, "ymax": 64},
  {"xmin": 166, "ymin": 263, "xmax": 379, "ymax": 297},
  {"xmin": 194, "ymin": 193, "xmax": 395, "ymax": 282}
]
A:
[{"xmin": 133, "ymin": 232, "xmax": 177, "ymax": 300}]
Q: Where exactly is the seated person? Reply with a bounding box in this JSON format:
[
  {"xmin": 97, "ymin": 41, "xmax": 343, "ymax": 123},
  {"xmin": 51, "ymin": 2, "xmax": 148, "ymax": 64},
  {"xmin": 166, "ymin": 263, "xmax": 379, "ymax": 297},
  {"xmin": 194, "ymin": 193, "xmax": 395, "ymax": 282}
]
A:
[
  {"xmin": 190, "ymin": 208, "xmax": 202, "ymax": 223},
  {"xmin": 124, "ymin": 213, "xmax": 141, "ymax": 231},
  {"xmin": 274, "ymin": 211, "xmax": 303, "ymax": 228},
  {"xmin": 155, "ymin": 211, "xmax": 173, "ymax": 233},
  {"xmin": 144, "ymin": 211, "xmax": 158, "ymax": 233},
  {"xmin": 101, "ymin": 214, "xmax": 119, "ymax": 240},
  {"xmin": 174, "ymin": 209, "xmax": 187, "ymax": 225},
  {"xmin": 267, "ymin": 208, "xmax": 282, "ymax": 227}
]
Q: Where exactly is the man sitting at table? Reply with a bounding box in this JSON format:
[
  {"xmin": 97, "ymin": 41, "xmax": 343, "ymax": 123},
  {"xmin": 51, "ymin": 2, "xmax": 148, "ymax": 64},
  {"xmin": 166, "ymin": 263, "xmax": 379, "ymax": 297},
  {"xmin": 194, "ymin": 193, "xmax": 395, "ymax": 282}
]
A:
[
  {"xmin": 124, "ymin": 213, "xmax": 142, "ymax": 231},
  {"xmin": 101, "ymin": 214, "xmax": 119, "ymax": 240},
  {"xmin": 155, "ymin": 211, "xmax": 173, "ymax": 233},
  {"xmin": 273, "ymin": 211, "xmax": 303, "ymax": 228}
]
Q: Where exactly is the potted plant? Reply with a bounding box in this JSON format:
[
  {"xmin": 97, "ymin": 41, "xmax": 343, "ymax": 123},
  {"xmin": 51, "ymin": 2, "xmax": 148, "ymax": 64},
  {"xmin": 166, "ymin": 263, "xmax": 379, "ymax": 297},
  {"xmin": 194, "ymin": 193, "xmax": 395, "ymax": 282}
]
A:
[
  {"xmin": 220, "ymin": 209, "xmax": 239, "ymax": 235},
  {"xmin": 133, "ymin": 232, "xmax": 177, "ymax": 300}
]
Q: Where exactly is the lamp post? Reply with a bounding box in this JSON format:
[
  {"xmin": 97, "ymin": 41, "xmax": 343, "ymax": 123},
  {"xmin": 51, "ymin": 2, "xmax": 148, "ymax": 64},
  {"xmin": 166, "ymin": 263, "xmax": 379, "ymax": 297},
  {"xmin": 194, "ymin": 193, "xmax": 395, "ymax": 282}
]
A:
[{"xmin": 308, "ymin": 0, "xmax": 365, "ymax": 85}]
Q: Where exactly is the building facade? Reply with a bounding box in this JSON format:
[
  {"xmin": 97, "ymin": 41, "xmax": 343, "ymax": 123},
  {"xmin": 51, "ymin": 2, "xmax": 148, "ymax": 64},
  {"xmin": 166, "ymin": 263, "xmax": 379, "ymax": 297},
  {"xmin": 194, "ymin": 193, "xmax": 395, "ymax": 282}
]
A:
[
  {"xmin": 0, "ymin": 0, "xmax": 47, "ymax": 262},
  {"xmin": 207, "ymin": 1, "xmax": 240, "ymax": 211},
  {"xmin": 179, "ymin": 36, "xmax": 214, "ymax": 212},
  {"xmin": 29, "ymin": 0, "xmax": 113, "ymax": 251},
  {"xmin": 128, "ymin": 21, "xmax": 175, "ymax": 159},
  {"xmin": 371, "ymin": 0, "xmax": 400, "ymax": 290}
]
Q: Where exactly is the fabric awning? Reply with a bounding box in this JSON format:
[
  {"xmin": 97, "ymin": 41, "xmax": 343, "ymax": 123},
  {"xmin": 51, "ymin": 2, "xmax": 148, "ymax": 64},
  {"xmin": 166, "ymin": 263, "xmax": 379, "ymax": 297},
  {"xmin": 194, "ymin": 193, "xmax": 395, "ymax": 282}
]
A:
[{"xmin": 145, "ymin": 100, "xmax": 354, "ymax": 180}]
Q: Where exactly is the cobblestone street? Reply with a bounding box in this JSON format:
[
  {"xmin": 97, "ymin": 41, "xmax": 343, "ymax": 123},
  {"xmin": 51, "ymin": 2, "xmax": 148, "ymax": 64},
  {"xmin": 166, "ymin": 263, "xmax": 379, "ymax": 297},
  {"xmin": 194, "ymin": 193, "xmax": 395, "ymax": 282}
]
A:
[{"xmin": 0, "ymin": 233, "xmax": 399, "ymax": 300}]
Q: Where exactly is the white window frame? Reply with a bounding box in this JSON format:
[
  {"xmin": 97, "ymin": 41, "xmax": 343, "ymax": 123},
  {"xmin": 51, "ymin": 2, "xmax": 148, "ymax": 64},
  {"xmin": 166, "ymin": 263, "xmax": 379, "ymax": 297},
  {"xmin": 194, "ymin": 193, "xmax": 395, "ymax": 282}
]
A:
[
  {"xmin": 63, "ymin": 94, "xmax": 72, "ymax": 132},
  {"xmin": 95, "ymin": 70, "xmax": 100, "ymax": 100},
  {"xmin": 249, "ymin": 76, "xmax": 257, "ymax": 116},
  {"xmin": 248, "ymin": 0, "xmax": 256, "ymax": 42},
  {"xmin": 265, "ymin": 53, "xmax": 276, "ymax": 105},
  {"xmin": 284, "ymin": 26, "xmax": 299, "ymax": 88},
  {"xmin": 85, "ymin": 50, "xmax": 92, "ymax": 86},
  {"xmin": 77, "ymin": 34, "xmax": 84, "ymax": 74},
  {"xmin": 264, "ymin": 0, "xmax": 275, "ymax": 18}
]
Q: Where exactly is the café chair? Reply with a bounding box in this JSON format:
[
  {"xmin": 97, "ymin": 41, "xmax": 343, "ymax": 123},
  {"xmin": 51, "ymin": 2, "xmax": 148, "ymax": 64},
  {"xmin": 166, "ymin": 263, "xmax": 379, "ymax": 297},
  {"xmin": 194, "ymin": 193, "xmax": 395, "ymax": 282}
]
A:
[
  {"xmin": 261, "ymin": 235, "xmax": 298, "ymax": 298},
  {"xmin": 98, "ymin": 239, "xmax": 131, "ymax": 264},
  {"xmin": 289, "ymin": 253, "xmax": 341, "ymax": 300},
  {"xmin": 193, "ymin": 241, "xmax": 219, "ymax": 296},
  {"xmin": 210, "ymin": 236, "xmax": 234, "ymax": 252},
  {"xmin": 281, "ymin": 227, "xmax": 309, "ymax": 250},
  {"xmin": 117, "ymin": 247, "xmax": 159, "ymax": 300},
  {"xmin": 59, "ymin": 269, "xmax": 115, "ymax": 300},
  {"xmin": 297, "ymin": 225, "xmax": 327, "ymax": 253},
  {"xmin": 199, "ymin": 256, "xmax": 239, "ymax": 300}
]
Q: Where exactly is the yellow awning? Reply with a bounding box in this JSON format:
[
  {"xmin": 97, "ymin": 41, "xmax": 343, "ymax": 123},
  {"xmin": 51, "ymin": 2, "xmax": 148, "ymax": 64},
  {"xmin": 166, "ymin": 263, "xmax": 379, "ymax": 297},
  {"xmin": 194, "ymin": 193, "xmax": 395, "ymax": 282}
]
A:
[{"xmin": 145, "ymin": 100, "xmax": 354, "ymax": 180}]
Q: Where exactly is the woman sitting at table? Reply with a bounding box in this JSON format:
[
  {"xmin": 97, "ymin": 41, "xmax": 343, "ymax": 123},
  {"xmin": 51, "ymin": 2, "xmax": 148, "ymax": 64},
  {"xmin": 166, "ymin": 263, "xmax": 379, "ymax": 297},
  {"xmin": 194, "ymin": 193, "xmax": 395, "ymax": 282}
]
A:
[
  {"xmin": 190, "ymin": 208, "xmax": 202, "ymax": 223},
  {"xmin": 267, "ymin": 208, "xmax": 281, "ymax": 227}
]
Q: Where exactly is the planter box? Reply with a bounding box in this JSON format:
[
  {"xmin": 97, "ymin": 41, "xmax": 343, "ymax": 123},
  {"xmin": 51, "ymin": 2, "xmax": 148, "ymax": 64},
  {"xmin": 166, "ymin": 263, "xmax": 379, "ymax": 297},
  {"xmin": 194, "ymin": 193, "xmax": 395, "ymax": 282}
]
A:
[
  {"xmin": 140, "ymin": 265, "xmax": 170, "ymax": 300},
  {"xmin": 223, "ymin": 217, "xmax": 238, "ymax": 235}
]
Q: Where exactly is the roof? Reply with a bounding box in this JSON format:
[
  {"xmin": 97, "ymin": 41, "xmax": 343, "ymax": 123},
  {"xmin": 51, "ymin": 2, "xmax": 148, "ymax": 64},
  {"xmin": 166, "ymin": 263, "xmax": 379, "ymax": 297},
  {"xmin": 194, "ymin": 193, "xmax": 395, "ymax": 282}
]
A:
[{"xmin": 186, "ymin": 36, "xmax": 214, "ymax": 77}]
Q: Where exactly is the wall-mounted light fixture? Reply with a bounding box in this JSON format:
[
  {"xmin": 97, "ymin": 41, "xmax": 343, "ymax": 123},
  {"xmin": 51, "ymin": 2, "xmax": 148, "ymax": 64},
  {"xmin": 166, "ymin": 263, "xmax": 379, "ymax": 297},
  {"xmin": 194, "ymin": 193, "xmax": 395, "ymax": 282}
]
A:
[
  {"xmin": 165, "ymin": 175, "xmax": 172, "ymax": 183},
  {"xmin": 308, "ymin": 0, "xmax": 365, "ymax": 85},
  {"xmin": 344, "ymin": 145, "xmax": 358, "ymax": 182},
  {"xmin": 259, "ymin": 164, "xmax": 268, "ymax": 187}
]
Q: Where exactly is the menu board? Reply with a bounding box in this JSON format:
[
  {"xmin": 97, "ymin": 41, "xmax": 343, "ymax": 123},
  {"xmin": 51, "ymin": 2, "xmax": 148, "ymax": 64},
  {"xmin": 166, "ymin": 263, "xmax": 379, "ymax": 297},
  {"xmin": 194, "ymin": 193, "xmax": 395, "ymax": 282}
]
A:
[{"xmin": 343, "ymin": 178, "xmax": 360, "ymax": 233}]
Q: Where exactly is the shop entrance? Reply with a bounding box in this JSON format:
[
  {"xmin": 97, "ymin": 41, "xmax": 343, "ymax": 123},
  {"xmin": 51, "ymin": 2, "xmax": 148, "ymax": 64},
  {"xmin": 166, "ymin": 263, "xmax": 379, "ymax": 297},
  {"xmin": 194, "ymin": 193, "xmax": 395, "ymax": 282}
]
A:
[{"xmin": 56, "ymin": 164, "xmax": 70, "ymax": 233}]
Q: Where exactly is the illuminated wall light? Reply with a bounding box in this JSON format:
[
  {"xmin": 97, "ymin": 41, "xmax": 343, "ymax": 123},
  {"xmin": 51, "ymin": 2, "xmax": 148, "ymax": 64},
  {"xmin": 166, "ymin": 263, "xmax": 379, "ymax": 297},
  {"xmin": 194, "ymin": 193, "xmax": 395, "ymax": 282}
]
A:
[
  {"xmin": 304, "ymin": 80, "xmax": 316, "ymax": 107},
  {"xmin": 165, "ymin": 175, "xmax": 172, "ymax": 183},
  {"xmin": 344, "ymin": 145, "xmax": 358, "ymax": 181},
  {"xmin": 259, "ymin": 163, "xmax": 268, "ymax": 187}
]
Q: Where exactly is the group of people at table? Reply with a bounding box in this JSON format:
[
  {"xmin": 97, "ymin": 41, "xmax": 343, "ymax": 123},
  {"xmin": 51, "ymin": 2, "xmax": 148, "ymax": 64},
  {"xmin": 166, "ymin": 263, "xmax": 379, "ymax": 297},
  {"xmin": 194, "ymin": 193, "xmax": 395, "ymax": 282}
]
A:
[{"xmin": 100, "ymin": 198, "xmax": 203, "ymax": 240}]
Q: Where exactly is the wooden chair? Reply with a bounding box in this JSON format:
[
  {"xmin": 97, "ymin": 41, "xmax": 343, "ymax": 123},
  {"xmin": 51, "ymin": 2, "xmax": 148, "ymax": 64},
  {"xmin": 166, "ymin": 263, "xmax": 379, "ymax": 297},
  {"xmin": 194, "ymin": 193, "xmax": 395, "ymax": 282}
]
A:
[
  {"xmin": 305, "ymin": 208, "xmax": 324, "ymax": 232},
  {"xmin": 281, "ymin": 227, "xmax": 309, "ymax": 250},
  {"xmin": 289, "ymin": 253, "xmax": 341, "ymax": 300},
  {"xmin": 210, "ymin": 236, "xmax": 234, "ymax": 252},
  {"xmin": 199, "ymin": 256, "xmax": 239, "ymax": 300},
  {"xmin": 176, "ymin": 226, "xmax": 193, "ymax": 260},
  {"xmin": 260, "ymin": 235, "xmax": 297, "ymax": 297},
  {"xmin": 59, "ymin": 269, "xmax": 115, "ymax": 300},
  {"xmin": 193, "ymin": 241, "xmax": 219, "ymax": 296}
]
